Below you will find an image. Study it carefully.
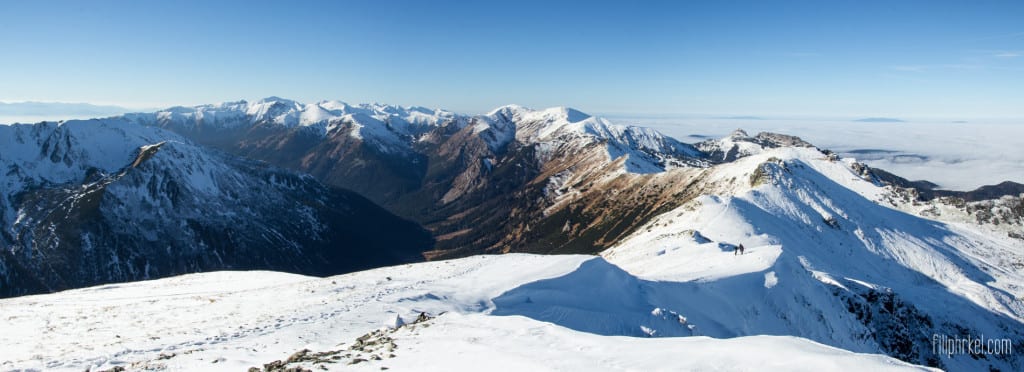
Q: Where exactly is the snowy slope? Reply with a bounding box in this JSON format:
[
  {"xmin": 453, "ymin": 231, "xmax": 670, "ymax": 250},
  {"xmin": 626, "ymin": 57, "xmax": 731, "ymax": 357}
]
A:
[
  {"xmin": 0, "ymin": 254, "xmax": 931, "ymax": 372},
  {"xmin": 603, "ymin": 145, "xmax": 1024, "ymax": 371}
]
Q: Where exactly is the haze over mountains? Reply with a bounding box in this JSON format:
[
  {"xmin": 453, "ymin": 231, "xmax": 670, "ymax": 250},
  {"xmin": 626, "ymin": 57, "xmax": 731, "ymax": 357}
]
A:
[
  {"xmin": 1, "ymin": 98, "xmax": 1022, "ymax": 371},
  {"xmin": 0, "ymin": 101, "xmax": 138, "ymax": 124}
]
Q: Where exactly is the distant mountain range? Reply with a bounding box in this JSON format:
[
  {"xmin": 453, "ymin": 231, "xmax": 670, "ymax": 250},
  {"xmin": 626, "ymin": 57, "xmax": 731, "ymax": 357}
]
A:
[
  {"xmin": 2, "ymin": 98, "xmax": 1021, "ymax": 370},
  {"xmin": 123, "ymin": 98, "xmax": 709, "ymax": 258},
  {"xmin": 4, "ymin": 98, "xmax": 1019, "ymax": 288},
  {"xmin": 116, "ymin": 98, "xmax": 1021, "ymax": 256}
]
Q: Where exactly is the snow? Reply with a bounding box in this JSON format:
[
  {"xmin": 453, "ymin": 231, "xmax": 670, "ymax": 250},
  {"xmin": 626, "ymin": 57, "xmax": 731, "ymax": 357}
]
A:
[
  {"xmin": 603, "ymin": 204, "xmax": 784, "ymax": 282},
  {"xmin": 3, "ymin": 102, "xmax": 1020, "ymax": 371},
  {"xmin": 764, "ymin": 271, "xmax": 779, "ymax": 288},
  {"xmin": 196, "ymin": 101, "xmax": 690, "ymax": 174},
  {"xmin": 366, "ymin": 313, "xmax": 928, "ymax": 372},
  {"xmin": 6, "ymin": 101, "xmax": 1019, "ymax": 190},
  {"xmin": 0, "ymin": 254, "xmax": 931, "ymax": 371},
  {"xmin": 602, "ymin": 143, "xmax": 1023, "ymax": 370},
  {"xmin": 132, "ymin": 98, "xmax": 462, "ymax": 151},
  {"xmin": 480, "ymin": 105, "xmax": 707, "ymax": 173},
  {"xmin": 0, "ymin": 117, "xmax": 343, "ymax": 285},
  {"xmin": 10, "ymin": 99, "xmax": 707, "ymax": 177},
  {"xmin": 613, "ymin": 116, "xmax": 1024, "ymax": 191},
  {"xmin": 473, "ymin": 108, "xmax": 518, "ymax": 152},
  {"xmin": 696, "ymin": 129, "xmax": 770, "ymax": 161},
  {"xmin": 299, "ymin": 103, "xmax": 334, "ymax": 126},
  {"xmin": 0, "ymin": 120, "xmax": 187, "ymax": 232}
]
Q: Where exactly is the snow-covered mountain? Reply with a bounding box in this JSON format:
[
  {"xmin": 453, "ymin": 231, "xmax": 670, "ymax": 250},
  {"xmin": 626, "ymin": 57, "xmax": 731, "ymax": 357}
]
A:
[
  {"xmin": 2, "ymin": 134, "xmax": 1004, "ymax": 370},
  {"xmin": 695, "ymin": 128, "xmax": 817, "ymax": 162},
  {"xmin": 128, "ymin": 97, "xmax": 461, "ymax": 154},
  {"xmin": 111, "ymin": 97, "xmax": 1022, "ymax": 260},
  {"xmin": 0, "ymin": 119, "xmax": 432, "ymax": 297},
  {"xmin": 602, "ymin": 145, "xmax": 1024, "ymax": 371},
  {"xmin": 483, "ymin": 104, "xmax": 707, "ymax": 171},
  {"xmin": 128, "ymin": 98, "xmax": 702, "ymax": 172},
  {"xmin": 4, "ymin": 99, "xmax": 1022, "ymax": 371},
  {"xmin": 119, "ymin": 98, "xmax": 710, "ymax": 257}
]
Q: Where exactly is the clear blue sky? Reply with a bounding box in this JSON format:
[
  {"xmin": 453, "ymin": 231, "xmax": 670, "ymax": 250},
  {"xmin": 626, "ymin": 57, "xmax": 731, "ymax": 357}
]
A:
[{"xmin": 1, "ymin": 0, "xmax": 1022, "ymax": 118}]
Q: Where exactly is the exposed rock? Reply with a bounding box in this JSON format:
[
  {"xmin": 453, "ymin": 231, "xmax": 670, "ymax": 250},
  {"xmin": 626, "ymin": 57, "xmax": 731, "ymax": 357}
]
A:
[{"xmin": 248, "ymin": 312, "xmax": 436, "ymax": 371}]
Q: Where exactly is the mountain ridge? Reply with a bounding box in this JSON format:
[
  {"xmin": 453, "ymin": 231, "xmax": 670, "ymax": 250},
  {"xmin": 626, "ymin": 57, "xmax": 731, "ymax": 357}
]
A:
[
  {"xmin": 101, "ymin": 98, "xmax": 1024, "ymax": 260},
  {"xmin": 1, "ymin": 99, "xmax": 1022, "ymax": 370},
  {"xmin": 121, "ymin": 98, "xmax": 710, "ymax": 257},
  {"xmin": 0, "ymin": 119, "xmax": 433, "ymax": 297}
]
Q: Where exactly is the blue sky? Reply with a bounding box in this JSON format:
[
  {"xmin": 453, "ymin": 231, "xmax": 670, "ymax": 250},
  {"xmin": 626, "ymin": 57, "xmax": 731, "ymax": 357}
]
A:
[{"xmin": 1, "ymin": 0, "xmax": 1022, "ymax": 118}]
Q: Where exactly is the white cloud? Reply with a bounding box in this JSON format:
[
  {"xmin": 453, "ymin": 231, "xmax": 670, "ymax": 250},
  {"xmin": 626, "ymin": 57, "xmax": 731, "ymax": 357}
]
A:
[{"xmin": 0, "ymin": 102, "xmax": 137, "ymax": 125}]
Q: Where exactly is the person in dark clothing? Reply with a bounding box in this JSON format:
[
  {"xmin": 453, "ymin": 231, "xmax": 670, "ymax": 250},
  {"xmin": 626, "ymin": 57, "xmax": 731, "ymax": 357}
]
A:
[{"xmin": 739, "ymin": 244, "xmax": 745, "ymax": 255}]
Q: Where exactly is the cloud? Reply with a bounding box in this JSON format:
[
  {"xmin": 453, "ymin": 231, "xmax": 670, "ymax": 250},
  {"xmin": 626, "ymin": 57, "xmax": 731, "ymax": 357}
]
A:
[
  {"xmin": 994, "ymin": 52, "xmax": 1021, "ymax": 58},
  {"xmin": 715, "ymin": 115, "xmax": 767, "ymax": 120},
  {"xmin": 0, "ymin": 102, "xmax": 135, "ymax": 124},
  {"xmin": 853, "ymin": 117, "xmax": 905, "ymax": 123}
]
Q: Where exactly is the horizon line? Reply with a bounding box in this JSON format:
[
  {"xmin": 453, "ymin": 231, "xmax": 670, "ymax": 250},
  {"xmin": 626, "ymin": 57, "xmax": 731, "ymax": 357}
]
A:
[{"xmin": 1, "ymin": 99, "xmax": 1022, "ymax": 123}]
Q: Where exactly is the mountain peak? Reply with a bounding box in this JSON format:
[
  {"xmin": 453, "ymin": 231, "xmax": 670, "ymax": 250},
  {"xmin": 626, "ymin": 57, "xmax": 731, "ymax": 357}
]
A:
[
  {"xmin": 317, "ymin": 100, "xmax": 352, "ymax": 111},
  {"xmin": 257, "ymin": 96, "xmax": 297, "ymax": 105},
  {"xmin": 730, "ymin": 128, "xmax": 750, "ymax": 138},
  {"xmin": 484, "ymin": 105, "xmax": 591, "ymax": 124},
  {"xmin": 536, "ymin": 106, "xmax": 591, "ymax": 123},
  {"xmin": 486, "ymin": 104, "xmax": 530, "ymax": 117},
  {"xmin": 558, "ymin": 107, "xmax": 591, "ymax": 123}
]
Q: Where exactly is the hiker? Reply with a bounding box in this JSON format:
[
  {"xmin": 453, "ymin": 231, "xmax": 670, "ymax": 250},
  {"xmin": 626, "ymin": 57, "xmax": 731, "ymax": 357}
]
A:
[
  {"xmin": 734, "ymin": 245, "xmax": 739, "ymax": 255},
  {"xmin": 739, "ymin": 244, "xmax": 745, "ymax": 255}
]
